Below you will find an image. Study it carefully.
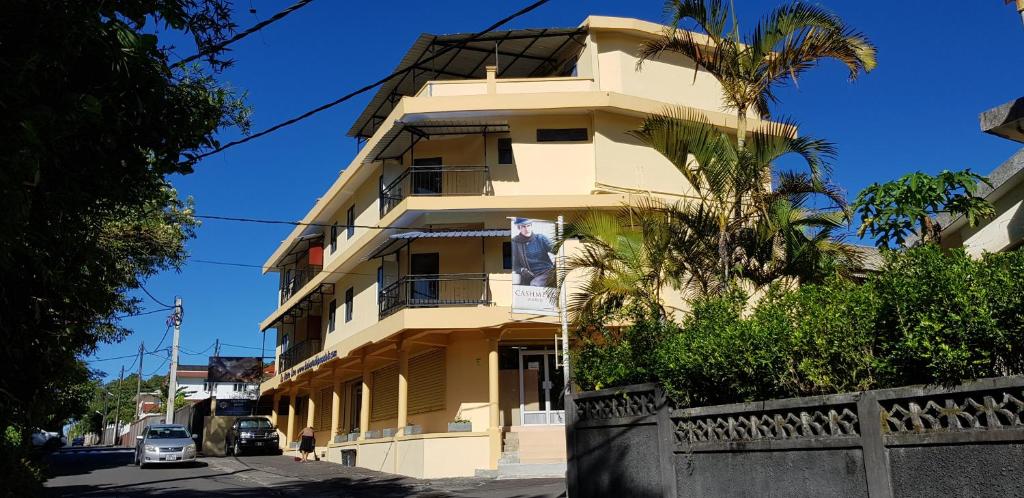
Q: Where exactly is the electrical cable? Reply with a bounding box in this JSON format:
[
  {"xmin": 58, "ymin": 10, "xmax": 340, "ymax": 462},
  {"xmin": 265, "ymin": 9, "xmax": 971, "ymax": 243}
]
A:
[
  {"xmin": 195, "ymin": 214, "xmax": 506, "ymax": 232},
  {"xmin": 146, "ymin": 356, "xmax": 170, "ymax": 377},
  {"xmin": 151, "ymin": 323, "xmax": 174, "ymax": 353},
  {"xmin": 139, "ymin": 284, "xmax": 173, "ymax": 308},
  {"xmin": 219, "ymin": 342, "xmax": 265, "ymax": 351},
  {"xmin": 186, "ymin": 0, "xmax": 552, "ymax": 162},
  {"xmin": 173, "ymin": 0, "xmax": 318, "ymax": 67},
  {"xmin": 190, "ymin": 259, "xmax": 377, "ymax": 277},
  {"xmin": 113, "ymin": 307, "xmax": 173, "ymax": 320}
]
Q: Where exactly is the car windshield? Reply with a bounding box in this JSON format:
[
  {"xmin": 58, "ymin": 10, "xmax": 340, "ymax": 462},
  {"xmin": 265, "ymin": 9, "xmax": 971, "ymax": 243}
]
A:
[
  {"xmin": 148, "ymin": 427, "xmax": 190, "ymax": 439},
  {"xmin": 239, "ymin": 419, "xmax": 272, "ymax": 430}
]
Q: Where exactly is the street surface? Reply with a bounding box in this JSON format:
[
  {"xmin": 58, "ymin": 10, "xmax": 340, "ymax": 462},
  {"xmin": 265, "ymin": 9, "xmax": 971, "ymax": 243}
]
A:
[{"xmin": 44, "ymin": 447, "xmax": 566, "ymax": 498}]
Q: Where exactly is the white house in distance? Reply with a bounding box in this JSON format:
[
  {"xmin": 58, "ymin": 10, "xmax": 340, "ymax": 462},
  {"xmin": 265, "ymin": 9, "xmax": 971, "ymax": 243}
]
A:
[{"xmin": 176, "ymin": 364, "xmax": 260, "ymax": 401}]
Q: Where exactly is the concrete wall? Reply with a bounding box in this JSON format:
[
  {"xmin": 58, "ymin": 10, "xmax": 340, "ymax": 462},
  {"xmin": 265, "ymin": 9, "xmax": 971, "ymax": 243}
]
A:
[
  {"xmin": 566, "ymin": 377, "xmax": 1024, "ymax": 498},
  {"xmin": 954, "ymin": 177, "xmax": 1024, "ymax": 256}
]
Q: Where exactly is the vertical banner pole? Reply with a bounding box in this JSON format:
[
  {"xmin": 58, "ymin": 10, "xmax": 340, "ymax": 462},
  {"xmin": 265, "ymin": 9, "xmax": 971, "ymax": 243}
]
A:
[{"xmin": 557, "ymin": 215, "xmax": 570, "ymax": 394}]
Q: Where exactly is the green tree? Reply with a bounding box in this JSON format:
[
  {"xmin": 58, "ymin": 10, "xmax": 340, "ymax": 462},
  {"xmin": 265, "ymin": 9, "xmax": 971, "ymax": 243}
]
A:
[
  {"xmin": 638, "ymin": 0, "xmax": 876, "ymax": 147},
  {"xmin": 853, "ymin": 169, "xmax": 994, "ymax": 249},
  {"xmin": 0, "ymin": 0, "xmax": 250, "ymax": 472}
]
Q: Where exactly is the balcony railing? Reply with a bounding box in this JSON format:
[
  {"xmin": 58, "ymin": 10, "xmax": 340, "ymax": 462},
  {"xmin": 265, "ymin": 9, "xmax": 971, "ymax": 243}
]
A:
[
  {"xmin": 280, "ymin": 267, "xmax": 322, "ymax": 305},
  {"xmin": 278, "ymin": 339, "xmax": 322, "ymax": 373},
  {"xmin": 378, "ymin": 273, "xmax": 490, "ymax": 319},
  {"xmin": 380, "ymin": 166, "xmax": 491, "ymax": 216}
]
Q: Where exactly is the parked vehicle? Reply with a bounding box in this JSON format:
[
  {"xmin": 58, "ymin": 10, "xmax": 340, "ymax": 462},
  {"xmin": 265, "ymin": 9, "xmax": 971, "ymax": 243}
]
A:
[
  {"xmin": 134, "ymin": 424, "xmax": 198, "ymax": 468},
  {"xmin": 225, "ymin": 417, "xmax": 281, "ymax": 456},
  {"xmin": 71, "ymin": 436, "xmax": 85, "ymax": 447},
  {"xmin": 31, "ymin": 429, "xmax": 63, "ymax": 451}
]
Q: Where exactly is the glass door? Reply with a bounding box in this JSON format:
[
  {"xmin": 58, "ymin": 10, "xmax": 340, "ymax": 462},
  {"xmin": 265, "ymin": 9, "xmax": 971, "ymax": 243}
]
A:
[{"xmin": 519, "ymin": 349, "xmax": 566, "ymax": 425}]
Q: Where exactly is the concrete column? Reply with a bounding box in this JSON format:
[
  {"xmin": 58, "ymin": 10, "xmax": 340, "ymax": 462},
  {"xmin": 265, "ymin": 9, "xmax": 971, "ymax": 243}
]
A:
[
  {"xmin": 358, "ymin": 360, "xmax": 371, "ymax": 440},
  {"xmin": 487, "ymin": 335, "xmax": 500, "ymax": 469},
  {"xmin": 486, "ymin": 65, "xmax": 496, "ymax": 94},
  {"xmin": 330, "ymin": 370, "xmax": 342, "ymax": 440},
  {"xmin": 306, "ymin": 380, "xmax": 316, "ymax": 432},
  {"xmin": 397, "ymin": 343, "xmax": 410, "ymax": 431},
  {"xmin": 270, "ymin": 391, "xmax": 281, "ymax": 443},
  {"xmin": 286, "ymin": 386, "xmax": 298, "ymax": 447}
]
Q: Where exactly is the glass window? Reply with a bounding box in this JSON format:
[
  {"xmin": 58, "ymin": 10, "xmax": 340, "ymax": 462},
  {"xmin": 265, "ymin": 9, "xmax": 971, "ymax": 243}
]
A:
[
  {"xmin": 345, "ymin": 287, "xmax": 354, "ymax": 322},
  {"xmin": 376, "ymin": 267, "xmax": 384, "ymax": 304},
  {"xmin": 330, "ymin": 224, "xmax": 338, "ymax": 253},
  {"xmin": 536, "ymin": 128, "xmax": 588, "ymax": 142},
  {"xmin": 498, "ymin": 138, "xmax": 513, "ymax": 164},
  {"xmin": 502, "ymin": 242, "xmax": 512, "ymax": 270},
  {"xmin": 346, "ymin": 206, "xmax": 355, "ymax": 239},
  {"xmin": 147, "ymin": 427, "xmax": 190, "ymax": 439},
  {"xmin": 238, "ymin": 419, "xmax": 272, "ymax": 430},
  {"xmin": 327, "ymin": 299, "xmax": 337, "ymax": 333}
]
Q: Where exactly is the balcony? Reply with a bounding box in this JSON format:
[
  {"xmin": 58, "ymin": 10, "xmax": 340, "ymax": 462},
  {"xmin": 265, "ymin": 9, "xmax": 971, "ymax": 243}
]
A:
[
  {"xmin": 280, "ymin": 267, "xmax": 322, "ymax": 305},
  {"xmin": 380, "ymin": 166, "xmax": 492, "ymax": 216},
  {"xmin": 378, "ymin": 273, "xmax": 491, "ymax": 319},
  {"xmin": 279, "ymin": 339, "xmax": 322, "ymax": 373}
]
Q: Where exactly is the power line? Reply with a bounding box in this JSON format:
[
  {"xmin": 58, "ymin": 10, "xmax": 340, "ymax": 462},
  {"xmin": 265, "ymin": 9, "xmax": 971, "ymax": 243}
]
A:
[
  {"xmin": 88, "ymin": 350, "xmax": 168, "ymax": 363},
  {"xmin": 187, "ymin": 0, "xmax": 552, "ymax": 162},
  {"xmin": 139, "ymin": 284, "xmax": 173, "ymax": 308},
  {"xmin": 152, "ymin": 323, "xmax": 174, "ymax": 353},
  {"xmin": 220, "ymin": 342, "xmax": 265, "ymax": 351},
  {"xmin": 114, "ymin": 307, "xmax": 173, "ymax": 320},
  {"xmin": 146, "ymin": 356, "xmax": 170, "ymax": 377},
  {"xmin": 195, "ymin": 214, "xmax": 505, "ymax": 232},
  {"xmin": 190, "ymin": 258, "xmax": 376, "ymax": 277},
  {"xmin": 173, "ymin": 0, "xmax": 318, "ymax": 68}
]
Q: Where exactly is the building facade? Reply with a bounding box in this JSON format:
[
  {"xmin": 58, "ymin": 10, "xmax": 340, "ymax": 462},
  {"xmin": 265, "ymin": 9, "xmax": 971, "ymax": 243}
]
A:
[
  {"xmin": 258, "ymin": 16, "xmax": 767, "ymax": 478},
  {"xmin": 177, "ymin": 364, "xmax": 260, "ymax": 402}
]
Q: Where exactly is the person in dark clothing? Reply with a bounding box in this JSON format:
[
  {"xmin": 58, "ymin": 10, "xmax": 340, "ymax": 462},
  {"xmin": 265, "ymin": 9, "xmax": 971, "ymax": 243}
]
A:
[
  {"xmin": 298, "ymin": 426, "xmax": 317, "ymax": 462},
  {"xmin": 512, "ymin": 218, "xmax": 555, "ymax": 287}
]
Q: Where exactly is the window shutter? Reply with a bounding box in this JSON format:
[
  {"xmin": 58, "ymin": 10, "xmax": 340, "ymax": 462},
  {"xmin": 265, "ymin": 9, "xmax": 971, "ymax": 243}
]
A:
[
  {"xmin": 408, "ymin": 349, "xmax": 446, "ymax": 415},
  {"xmin": 370, "ymin": 364, "xmax": 398, "ymax": 421},
  {"xmin": 316, "ymin": 387, "xmax": 332, "ymax": 430}
]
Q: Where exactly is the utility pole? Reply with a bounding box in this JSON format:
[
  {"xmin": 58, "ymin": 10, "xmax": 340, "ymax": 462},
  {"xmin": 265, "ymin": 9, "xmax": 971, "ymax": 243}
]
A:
[
  {"xmin": 556, "ymin": 215, "xmax": 571, "ymax": 396},
  {"xmin": 134, "ymin": 342, "xmax": 144, "ymax": 419},
  {"xmin": 112, "ymin": 365, "xmax": 125, "ymax": 446},
  {"xmin": 165, "ymin": 297, "xmax": 183, "ymax": 424},
  {"xmin": 99, "ymin": 388, "xmax": 110, "ymax": 445}
]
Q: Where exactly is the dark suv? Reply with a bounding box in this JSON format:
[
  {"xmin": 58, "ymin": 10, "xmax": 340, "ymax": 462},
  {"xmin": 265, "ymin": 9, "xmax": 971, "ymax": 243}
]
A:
[{"xmin": 225, "ymin": 417, "xmax": 281, "ymax": 456}]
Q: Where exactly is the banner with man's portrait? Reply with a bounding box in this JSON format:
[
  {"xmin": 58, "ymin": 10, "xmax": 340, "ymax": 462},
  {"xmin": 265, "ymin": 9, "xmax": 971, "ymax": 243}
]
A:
[{"xmin": 510, "ymin": 217, "xmax": 559, "ymax": 316}]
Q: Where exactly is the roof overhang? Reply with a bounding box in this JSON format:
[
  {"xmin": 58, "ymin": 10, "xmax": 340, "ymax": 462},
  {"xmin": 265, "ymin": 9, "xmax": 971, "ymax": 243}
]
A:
[
  {"xmin": 980, "ymin": 97, "xmax": 1024, "ymax": 144},
  {"xmin": 365, "ymin": 229, "xmax": 507, "ymax": 260},
  {"xmin": 348, "ymin": 27, "xmax": 588, "ymax": 139},
  {"xmin": 367, "ymin": 119, "xmax": 510, "ymax": 163}
]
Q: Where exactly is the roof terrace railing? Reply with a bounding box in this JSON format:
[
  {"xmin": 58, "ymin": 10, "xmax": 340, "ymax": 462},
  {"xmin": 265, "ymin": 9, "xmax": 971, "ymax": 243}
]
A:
[
  {"xmin": 278, "ymin": 339, "xmax": 322, "ymax": 373},
  {"xmin": 379, "ymin": 165, "xmax": 492, "ymax": 216}
]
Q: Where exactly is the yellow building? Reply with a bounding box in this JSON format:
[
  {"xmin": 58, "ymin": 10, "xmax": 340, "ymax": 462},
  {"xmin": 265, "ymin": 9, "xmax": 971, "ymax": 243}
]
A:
[{"xmin": 257, "ymin": 15, "xmax": 766, "ymax": 478}]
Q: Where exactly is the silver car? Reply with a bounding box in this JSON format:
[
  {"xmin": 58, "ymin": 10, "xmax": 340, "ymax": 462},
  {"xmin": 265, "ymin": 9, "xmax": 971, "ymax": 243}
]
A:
[{"xmin": 134, "ymin": 424, "xmax": 199, "ymax": 468}]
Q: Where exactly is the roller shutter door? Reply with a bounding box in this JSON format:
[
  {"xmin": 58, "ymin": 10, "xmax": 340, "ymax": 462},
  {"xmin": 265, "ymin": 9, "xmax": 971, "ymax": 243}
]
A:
[
  {"xmin": 370, "ymin": 364, "xmax": 398, "ymax": 421},
  {"xmin": 408, "ymin": 349, "xmax": 446, "ymax": 415}
]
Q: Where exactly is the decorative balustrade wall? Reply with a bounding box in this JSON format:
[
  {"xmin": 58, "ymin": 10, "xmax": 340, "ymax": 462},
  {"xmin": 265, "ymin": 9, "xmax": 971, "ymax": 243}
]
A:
[{"xmin": 565, "ymin": 376, "xmax": 1024, "ymax": 498}]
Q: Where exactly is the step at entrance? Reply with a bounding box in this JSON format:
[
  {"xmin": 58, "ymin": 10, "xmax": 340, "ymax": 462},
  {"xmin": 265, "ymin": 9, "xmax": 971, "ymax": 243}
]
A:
[{"xmin": 475, "ymin": 462, "xmax": 567, "ymax": 479}]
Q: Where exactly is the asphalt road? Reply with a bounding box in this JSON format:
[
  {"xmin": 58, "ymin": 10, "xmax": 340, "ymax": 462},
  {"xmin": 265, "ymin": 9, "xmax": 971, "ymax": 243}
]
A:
[{"xmin": 44, "ymin": 447, "xmax": 566, "ymax": 498}]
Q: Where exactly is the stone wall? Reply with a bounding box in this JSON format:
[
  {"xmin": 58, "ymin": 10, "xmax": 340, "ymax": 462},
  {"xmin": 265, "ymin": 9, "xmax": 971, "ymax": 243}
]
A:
[{"xmin": 566, "ymin": 376, "xmax": 1024, "ymax": 498}]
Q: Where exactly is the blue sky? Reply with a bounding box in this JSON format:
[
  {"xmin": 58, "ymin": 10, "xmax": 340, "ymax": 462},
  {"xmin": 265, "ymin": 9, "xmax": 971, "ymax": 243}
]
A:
[{"xmin": 88, "ymin": 0, "xmax": 1024, "ymax": 382}]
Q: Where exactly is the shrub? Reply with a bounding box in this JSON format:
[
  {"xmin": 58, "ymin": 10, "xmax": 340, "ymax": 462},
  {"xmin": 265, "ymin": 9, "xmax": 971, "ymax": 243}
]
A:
[{"xmin": 572, "ymin": 246, "xmax": 1024, "ymax": 408}]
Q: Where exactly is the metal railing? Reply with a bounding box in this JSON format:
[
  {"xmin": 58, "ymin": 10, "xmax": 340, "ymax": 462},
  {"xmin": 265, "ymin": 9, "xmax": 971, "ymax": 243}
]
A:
[
  {"xmin": 380, "ymin": 166, "xmax": 491, "ymax": 216},
  {"xmin": 280, "ymin": 266, "xmax": 322, "ymax": 305},
  {"xmin": 278, "ymin": 339, "xmax": 322, "ymax": 373},
  {"xmin": 378, "ymin": 273, "xmax": 490, "ymax": 318}
]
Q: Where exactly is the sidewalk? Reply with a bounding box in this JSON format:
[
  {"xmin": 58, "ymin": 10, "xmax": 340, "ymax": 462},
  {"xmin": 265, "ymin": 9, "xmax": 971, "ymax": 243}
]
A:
[{"xmin": 205, "ymin": 454, "xmax": 566, "ymax": 498}]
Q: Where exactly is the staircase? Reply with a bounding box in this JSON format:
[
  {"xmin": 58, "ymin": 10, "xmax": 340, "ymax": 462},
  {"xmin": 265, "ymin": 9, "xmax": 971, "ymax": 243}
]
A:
[{"xmin": 475, "ymin": 432, "xmax": 566, "ymax": 479}]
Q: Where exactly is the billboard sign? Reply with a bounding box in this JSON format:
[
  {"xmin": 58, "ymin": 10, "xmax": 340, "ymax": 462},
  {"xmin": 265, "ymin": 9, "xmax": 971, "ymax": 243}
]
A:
[
  {"xmin": 510, "ymin": 217, "xmax": 559, "ymax": 316},
  {"xmin": 215, "ymin": 398, "xmax": 254, "ymax": 416},
  {"xmin": 207, "ymin": 357, "xmax": 263, "ymax": 383}
]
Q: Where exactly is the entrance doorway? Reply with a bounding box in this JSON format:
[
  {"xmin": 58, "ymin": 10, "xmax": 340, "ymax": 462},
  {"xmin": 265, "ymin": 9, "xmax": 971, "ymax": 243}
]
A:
[{"xmin": 518, "ymin": 350, "xmax": 565, "ymax": 425}]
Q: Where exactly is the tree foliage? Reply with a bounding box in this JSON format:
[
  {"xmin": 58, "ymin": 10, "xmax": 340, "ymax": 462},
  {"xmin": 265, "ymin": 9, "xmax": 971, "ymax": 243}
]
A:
[
  {"xmin": 853, "ymin": 169, "xmax": 994, "ymax": 249},
  {"xmin": 573, "ymin": 246, "xmax": 1024, "ymax": 405},
  {"xmin": 638, "ymin": 0, "xmax": 876, "ymax": 146},
  {"xmin": 0, "ymin": 0, "xmax": 250, "ymax": 466}
]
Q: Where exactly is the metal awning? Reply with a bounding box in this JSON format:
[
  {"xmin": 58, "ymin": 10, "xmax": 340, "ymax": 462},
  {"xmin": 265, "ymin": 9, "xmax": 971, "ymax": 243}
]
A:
[
  {"xmin": 366, "ymin": 120, "xmax": 510, "ymax": 163},
  {"xmin": 348, "ymin": 27, "xmax": 588, "ymax": 139},
  {"xmin": 366, "ymin": 229, "xmax": 507, "ymax": 260}
]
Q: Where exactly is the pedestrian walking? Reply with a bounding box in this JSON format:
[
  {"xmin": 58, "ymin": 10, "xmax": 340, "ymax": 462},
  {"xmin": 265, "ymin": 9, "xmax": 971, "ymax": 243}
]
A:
[{"xmin": 298, "ymin": 426, "xmax": 317, "ymax": 462}]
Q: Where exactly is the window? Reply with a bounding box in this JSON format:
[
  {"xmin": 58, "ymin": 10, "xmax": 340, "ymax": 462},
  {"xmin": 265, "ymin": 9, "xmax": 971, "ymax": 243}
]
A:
[
  {"xmin": 203, "ymin": 380, "xmax": 211, "ymax": 392},
  {"xmin": 330, "ymin": 223, "xmax": 339, "ymax": 253},
  {"xmin": 327, "ymin": 299, "xmax": 337, "ymax": 333},
  {"xmin": 346, "ymin": 206, "xmax": 355, "ymax": 239},
  {"xmin": 536, "ymin": 128, "xmax": 588, "ymax": 142},
  {"xmin": 345, "ymin": 287, "xmax": 354, "ymax": 322},
  {"xmin": 502, "ymin": 242, "xmax": 512, "ymax": 270},
  {"xmin": 377, "ymin": 266, "xmax": 384, "ymax": 304},
  {"xmin": 233, "ymin": 383, "xmax": 244, "ymax": 392},
  {"xmin": 497, "ymin": 137, "xmax": 514, "ymax": 164}
]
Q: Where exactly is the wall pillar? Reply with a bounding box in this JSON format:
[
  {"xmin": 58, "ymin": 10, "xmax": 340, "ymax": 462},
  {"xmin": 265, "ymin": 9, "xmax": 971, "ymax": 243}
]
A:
[
  {"xmin": 330, "ymin": 369, "xmax": 342, "ymax": 442},
  {"xmin": 286, "ymin": 386, "xmax": 298, "ymax": 448},
  {"xmin": 306, "ymin": 380, "xmax": 316, "ymax": 434},
  {"xmin": 358, "ymin": 359, "xmax": 371, "ymax": 440},
  {"xmin": 397, "ymin": 342, "xmax": 409, "ymax": 431},
  {"xmin": 487, "ymin": 334, "xmax": 500, "ymax": 469},
  {"xmin": 270, "ymin": 391, "xmax": 281, "ymax": 444}
]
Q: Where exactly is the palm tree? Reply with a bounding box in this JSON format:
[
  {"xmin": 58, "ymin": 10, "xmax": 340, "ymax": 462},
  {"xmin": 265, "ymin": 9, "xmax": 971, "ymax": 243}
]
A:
[
  {"xmin": 638, "ymin": 0, "xmax": 877, "ymax": 148},
  {"xmin": 561, "ymin": 199, "xmax": 684, "ymax": 326},
  {"xmin": 627, "ymin": 107, "xmax": 858, "ymax": 287}
]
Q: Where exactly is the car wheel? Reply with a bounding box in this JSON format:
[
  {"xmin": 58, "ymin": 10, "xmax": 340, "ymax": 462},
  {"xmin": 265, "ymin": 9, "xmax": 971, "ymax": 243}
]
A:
[{"xmin": 233, "ymin": 440, "xmax": 242, "ymax": 457}]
